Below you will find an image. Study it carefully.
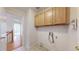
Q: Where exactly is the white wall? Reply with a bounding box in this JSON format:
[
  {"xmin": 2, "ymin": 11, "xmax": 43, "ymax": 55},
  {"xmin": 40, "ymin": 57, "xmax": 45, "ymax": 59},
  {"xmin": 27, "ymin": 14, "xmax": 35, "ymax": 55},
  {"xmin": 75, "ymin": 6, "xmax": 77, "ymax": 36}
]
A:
[
  {"xmin": 0, "ymin": 8, "xmax": 7, "ymax": 51},
  {"xmin": 76, "ymin": 8, "xmax": 79, "ymax": 47},
  {"xmin": 37, "ymin": 28, "xmax": 68, "ymax": 51},
  {"xmin": 23, "ymin": 8, "xmax": 38, "ymax": 50},
  {"xmin": 0, "ymin": 21, "xmax": 7, "ymax": 36},
  {"xmin": 66, "ymin": 8, "xmax": 77, "ymax": 51},
  {"xmin": 0, "ymin": 20, "xmax": 7, "ymax": 51}
]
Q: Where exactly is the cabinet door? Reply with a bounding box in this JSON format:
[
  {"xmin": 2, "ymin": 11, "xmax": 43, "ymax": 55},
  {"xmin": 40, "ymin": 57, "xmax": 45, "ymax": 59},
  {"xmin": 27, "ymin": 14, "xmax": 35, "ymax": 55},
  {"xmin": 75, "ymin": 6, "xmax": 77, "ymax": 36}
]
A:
[
  {"xmin": 39, "ymin": 12, "xmax": 44, "ymax": 26},
  {"xmin": 55, "ymin": 7, "xmax": 67, "ymax": 24},
  {"xmin": 35, "ymin": 11, "xmax": 44, "ymax": 26},
  {"xmin": 35, "ymin": 15, "xmax": 39, "ymax": 26},
  {"xmin": 44, "ymin": 8, "xmax": 53, "ymax": 25},
  {"xmin": 52, "ymin": 8, "xmax": 56, "ymax": 24}
]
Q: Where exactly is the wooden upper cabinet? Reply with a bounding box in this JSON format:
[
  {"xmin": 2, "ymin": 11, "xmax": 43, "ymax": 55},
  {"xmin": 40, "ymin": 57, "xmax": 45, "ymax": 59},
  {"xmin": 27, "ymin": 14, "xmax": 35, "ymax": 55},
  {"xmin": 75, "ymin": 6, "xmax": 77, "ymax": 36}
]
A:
[
  {"xmin": 44, "ymin": 8, "xmax": 53, "ymax": 25},
  {"xmin": 55, "ymin": 7, "xmax": 67, "ymax": 24},
  {"xmin": 35, "ymin": 15, "xmax": 39, "ymax": 26},
  {"xmin": 39, "ymin": 11, "xmax": 44, "ymax": 26},
  {"xmin": 52, "ymin": 8, "xmax": 56, "ymax": 24},
  {"xmin": 35, "ymin": 7, "xmax": 70, "ymax": 27},
  {"xmin": 35, "ymin": 10, "xmax": 44, "ymax": 26},
  {"xmin": 66, "ymin": 8, "xmax": 70, "ymax": 24}
]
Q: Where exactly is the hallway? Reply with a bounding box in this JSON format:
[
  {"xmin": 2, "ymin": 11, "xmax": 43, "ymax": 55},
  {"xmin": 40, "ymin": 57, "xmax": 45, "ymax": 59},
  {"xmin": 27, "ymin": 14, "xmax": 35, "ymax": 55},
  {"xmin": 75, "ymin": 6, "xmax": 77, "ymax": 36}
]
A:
[
  {"xmin": 7, "ymin": 34, "xmax": 22, "ymax": 51},
  {"xmin": 7, "ymin": 35, "xmax": 22, "ymax": 51}
]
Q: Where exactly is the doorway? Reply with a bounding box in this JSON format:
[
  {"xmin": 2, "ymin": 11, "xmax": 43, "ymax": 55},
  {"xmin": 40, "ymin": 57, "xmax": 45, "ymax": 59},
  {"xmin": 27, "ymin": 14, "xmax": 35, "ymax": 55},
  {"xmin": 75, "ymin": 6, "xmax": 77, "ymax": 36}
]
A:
[
  {"xmin": 13, "ymin": 23, "xmax": 22, "ymax": 49},
  {"xmin": 7, "ymin": 22, "xmax": 22, "ymax": 51},
  {"xmin": 14, "ymin": 23, "xmax": 21, "ymax": 42}
]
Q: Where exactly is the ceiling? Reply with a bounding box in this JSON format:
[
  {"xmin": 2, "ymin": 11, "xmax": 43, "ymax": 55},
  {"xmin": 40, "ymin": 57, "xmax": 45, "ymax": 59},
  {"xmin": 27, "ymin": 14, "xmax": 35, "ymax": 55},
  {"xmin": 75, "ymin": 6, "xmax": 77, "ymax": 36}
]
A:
[{"xmin": 14, "ymin": 7, "xmax": 45, "ymax": 12}]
